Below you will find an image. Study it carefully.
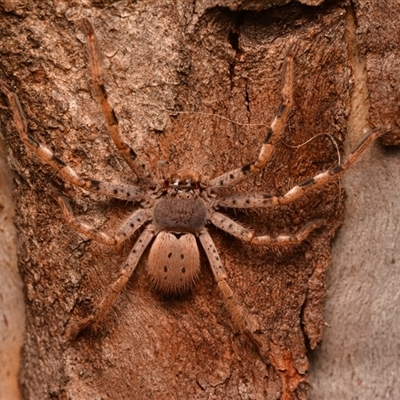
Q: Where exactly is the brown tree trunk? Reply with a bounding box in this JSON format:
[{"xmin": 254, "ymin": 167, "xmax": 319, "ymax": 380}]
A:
[
  {"xmin": 310, "ymin": 1, "xmax": 400, "ymax": 398},
  {"xmin": 0, "ymin": 137, "xmax": 24, "ymax": 400},
  {"xmin": 0, "ymin": 1, "xmax": 398, "ymax": 399}
]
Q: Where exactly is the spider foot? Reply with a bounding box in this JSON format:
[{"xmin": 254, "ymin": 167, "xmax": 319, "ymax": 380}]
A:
[
  {"xmin": 65, "ymin": 315, "xmax": 96, "ymax": 341},
  {"xmin": 244, "ymin": 330, "xmax": 271, "ymax": 365}
]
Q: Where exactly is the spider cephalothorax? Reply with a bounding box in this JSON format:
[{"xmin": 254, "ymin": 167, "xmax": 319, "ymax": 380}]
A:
[
  {"xmin": 149, "ymin": 175, "xmax": 208, "ymax": 294},
  {"xmin": 0, "ymin": 18, "xmax": 390, "ymax": 360}
]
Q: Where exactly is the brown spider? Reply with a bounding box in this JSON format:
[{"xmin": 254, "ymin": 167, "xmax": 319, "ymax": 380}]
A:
[{"xmin": 0, "ymin": 19, "xmax": 390, "ymax": 357}]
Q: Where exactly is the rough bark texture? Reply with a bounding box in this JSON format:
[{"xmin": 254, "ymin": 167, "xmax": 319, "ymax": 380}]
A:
[
  {"xmin": 0, "ymin": 137, "xmax": 24, "ymax": 400},
  {"xmin": 0, "ymin": 1, "xmax": 398, "ymax": 399},
  {"xmin": 353, "ymin": 0, "xmax": 400, "ymax": 146},
  {"xmin": 309, "ymin": 1, "xmax": 400, "ymax": 398}
]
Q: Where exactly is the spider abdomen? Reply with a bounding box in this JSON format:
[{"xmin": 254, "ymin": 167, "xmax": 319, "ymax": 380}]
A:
[
  {"xmin": 153, "ymin": 197, "xmax": 207, "ymax": 233},
  {"xmin": 148, "ymin": 231, "xmax": 200, "ymax": 294}
]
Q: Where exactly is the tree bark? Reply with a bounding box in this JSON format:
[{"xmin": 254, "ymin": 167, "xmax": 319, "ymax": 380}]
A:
[
  {"xmin": 310, "ymin": 1, "xmax": 400, "ymax": 398},
  {"xmin": 0, "ymin": 137, "xmax": 24, "ymax": 400},
  {"xmin": 0, "ymin": 1, "xmax": 398, "ymax": 399}
]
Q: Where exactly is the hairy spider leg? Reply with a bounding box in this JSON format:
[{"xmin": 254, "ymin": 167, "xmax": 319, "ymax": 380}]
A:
[
  {"xmin": 0, "ymin": 80, "xmax": 148, "ymax": 202},
  {"xmin": 208, "ymin": 42, "xmax": 296, "ymax": 189},
  {"xmin": 209, "ymin": 213, "xmax": 325, "ymax": 246},
  {"xmin": 199, "ymin": 230, "xmax": 270, "ymax": 362},
  {"xmin": 66, "ymin": 224, "xmax": 156, "ymax": 339},
  {"xmin": 57, "ymin": 195, "xmax": 152, "ymax": 245},
  {"xmin": 80, "ymin": 18, "xmax": 158, "ymax": 188},
  {"xmin": 215, "ymin": 125, "xmax": 391, "ymax": 209}
]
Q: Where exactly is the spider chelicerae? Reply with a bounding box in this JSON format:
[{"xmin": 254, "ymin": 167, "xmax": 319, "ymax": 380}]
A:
[{"xmin": 0, "ymin": 19, "xmax": 390, "ymax": 357}]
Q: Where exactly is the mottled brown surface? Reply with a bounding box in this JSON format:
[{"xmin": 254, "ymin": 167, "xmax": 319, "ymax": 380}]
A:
[
  {"xmin": 0, "ymin": 1, "xmax": 398, "ymax": 399},
  {"xmin": 352, "ymin": 0, "xmax": 400, "ymax": 146},
  {"xmin": 309, "ymin": 1, "xmax": 400, "ymax": 398},
  {"xmin": 0, "ymin": 137, "xmax": 24, "ymax": 400}
]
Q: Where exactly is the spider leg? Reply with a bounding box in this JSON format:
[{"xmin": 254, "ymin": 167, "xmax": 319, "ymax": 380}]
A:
[
  {"xmin": 57, "ymin": 195, "xmax": 152, "ymax": 245},
  {"xmin": 274, "ymin": 125, "xmax": 391, "ymax": 206},
  {"xmin": 66, "ymin": 224, "xmax": 156, "ymax": 339},
  {"xmin": 80, "ymin": 19, "xmax": 157, "ymax": 188},
  {"xmin": 0, "ymin": 80, "xmax": 149, "ymax": 201},
  {"xmin": 208, "ymin": 42, "xmax": 295, "ymax": 190},
  {"xmin": 216, "ymin": 192, "xmax": 280, "ymax": 209},
  {"xmin": 215, "ymin": 125, "xmax": 391, "ymax": 208},
  {"xmin": 198, "ymin": 230, "xmax": 270, "ymax": 361},
  {"xmin": 210, "ymin": 212, "xmax": 325, "ymax": 246}
]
